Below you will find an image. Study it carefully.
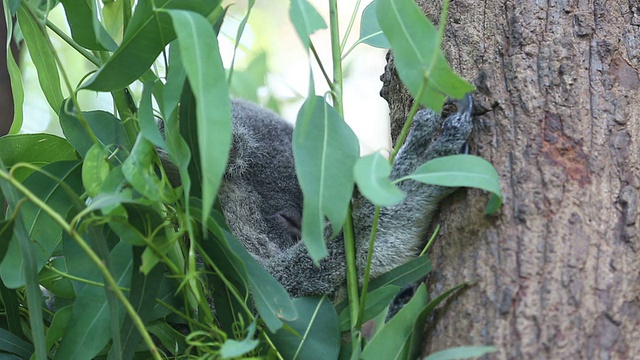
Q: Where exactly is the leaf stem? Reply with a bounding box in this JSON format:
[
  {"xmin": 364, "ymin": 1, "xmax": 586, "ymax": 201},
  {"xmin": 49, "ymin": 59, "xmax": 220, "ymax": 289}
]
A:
[
  {"xmin": 45, "ymin": 19, "xmax": 101, "ymax": 66},
  {"xmin": 309, "ymin": 41, "xmax": 334, "ymax": 91},
  {"xmin": 339, "ymin": 0, "xmax": 362, "ymax": 53},
  {"xmin": 328, "ymin": 0, "xmax": 343, "ymax": 113},
  {"xmin": 357, "ymin": 205, "xmax": 381, "ymax": 326}
]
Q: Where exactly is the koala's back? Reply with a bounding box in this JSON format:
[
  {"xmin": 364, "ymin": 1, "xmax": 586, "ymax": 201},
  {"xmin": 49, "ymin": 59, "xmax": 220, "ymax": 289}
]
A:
[{"xmin": 219, "ymin": 100, "xmax": 303, "ymax": 260}]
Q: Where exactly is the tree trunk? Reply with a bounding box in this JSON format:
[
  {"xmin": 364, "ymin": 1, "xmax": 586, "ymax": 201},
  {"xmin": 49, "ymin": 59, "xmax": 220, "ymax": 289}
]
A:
[{"xmin": 381, "ymin": 0, "xmax": 640, "ymax": 358}]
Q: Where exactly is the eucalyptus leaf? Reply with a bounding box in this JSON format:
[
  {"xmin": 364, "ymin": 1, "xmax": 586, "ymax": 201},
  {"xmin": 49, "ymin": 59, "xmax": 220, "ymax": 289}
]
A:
[
  {"xmin": 403, "ymin": 154, "xmax": 502, "ymax": 214},
  {"xmin": 45, "ymin": 305, "xmax": 72, "ymax": 352},
  {"xmin": 219, "ymin": 319, "xmax": 259, "ymax": 358},
  {"xmin": 0, "ymin": 161, "xmax": 83, "ymax": 289},
  {"xmin": 369, "ymin": 254, "xmax": 432, "ymax": 292},
  {"xmin": 0, "ymin": 278, "xmax": 22, "ymax": 338},
  {"xmin": 54, "ymin": 242, "xmax": 133, "ymax": 360},
  {"xmin": 138, "ymin": 80, "xmax": 166, "ymax": 149},
  {"xmin": 338, "ymin": 284, "xmax": 401, "ymax": 331},
  {"xmin": 17, "ymin": 3, "xmax": 64, "ymax": 114},
  {"xmin": 361, "ymin": 284, "xmax": 429, "ymax": 360},
  {"xmin": 359, "ymin": 0, "xmax": 390, "ymax": 49},
  {"xmin": 293, "ymin": 97, "xmax": 360, "ymax": 261},
  {"xmin": 407, "ymin": 284, "xmax": 467, "ymax": 357},
  {"xmin": 82, "ymin": 143, "xmax": 111, "ymax": 197},
  {"xmin": 82, "ymin": 0, "xmax": 219, "ymax": 91},
  {"xmin": 0, "ymin": 327, "xmax": 33, "ymax": 359},
  {"xmin": 0, "ymin": 158, "xmax": 47, "ymax": 358},
  {"xmin": 147, "ymin": 322, "xmax": 187, "ymax": 356},
  {"xmin": 165, "ymin": 9, "xmax": 232, "ymax": 224},
  {"xmin": 111, "ymin": 246, "xmax": 164, "ymax": 359},
  {"xmin": 0, "ymin": 219, "xmax": 14, "ymax": 263},
  {"xmin": 59, "ymin": 0, "xmax": 117, "ymax": 51},
  {"xmin": 271, "ymin": 296, "xmax": 340, "ymax": 360},
  {"xmin": 122, "ymin": 134, "xmax": 175, "ymax": 203},
  {"xmin": 334, "ymin": 251, "xmax": 432, "ymax": 319},
  {"xmin": 354, "ymin": 152, "xmax": 406, "ymax": 207},
  {"xmin": 3, "ymin": 0, "xmax": 23, "ymax": 134},
  {"xmin": 0, "ymin": 134, "xmax": 78, "ymax": 182},
  {"xmin": 423, "ymin": 346, "xmax": 497, "ymax": 360},
  {"xmin": 192, "ymin": 202, "xmax": 297, "ymax": 333},
  {"xmin": 59, "ymin": 101, "xmax": 131, "ymax": 158},
  {"xmin": 376, "ymin": 0, "xmax": 474, "ymax": 111},
  {"xmin": 289, "ymin": 0, "xmax": 327, "ymax": 48}
]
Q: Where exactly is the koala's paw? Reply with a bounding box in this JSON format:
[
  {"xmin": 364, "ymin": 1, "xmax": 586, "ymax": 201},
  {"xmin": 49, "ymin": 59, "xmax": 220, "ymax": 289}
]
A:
[{"xmin": 425, "ymin": 94, "xmax": 474, "ymax": 160}]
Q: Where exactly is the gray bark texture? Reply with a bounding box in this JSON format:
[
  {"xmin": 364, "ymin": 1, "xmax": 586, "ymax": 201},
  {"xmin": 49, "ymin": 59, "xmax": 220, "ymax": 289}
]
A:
[{"xmin": 381, "ymin": 0, "xmax": 640, "ymax": 358}]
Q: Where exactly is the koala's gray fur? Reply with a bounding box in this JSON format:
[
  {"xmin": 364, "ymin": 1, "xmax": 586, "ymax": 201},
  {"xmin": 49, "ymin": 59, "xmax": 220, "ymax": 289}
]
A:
[{"xmin": 208, "ymin": 96, "xmax": 474, "ymax": 298}]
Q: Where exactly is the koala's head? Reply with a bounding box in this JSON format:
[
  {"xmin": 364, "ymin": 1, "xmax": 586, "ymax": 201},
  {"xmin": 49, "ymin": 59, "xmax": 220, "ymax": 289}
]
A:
[{"xmin": 218, "ymin": 100, "xmax": 304, "ymax": 258}]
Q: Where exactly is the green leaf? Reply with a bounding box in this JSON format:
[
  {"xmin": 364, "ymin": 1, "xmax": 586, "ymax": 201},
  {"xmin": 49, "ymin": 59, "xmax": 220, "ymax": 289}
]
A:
[
  {"xmin": 147, "ymin": 322, "xmax": 187, "ymax": 356},
  {"xmin": 59, "ymin": 0, "xmax": 117, "ymax": 51},
  {"xmin": 0, "ymin": 327, "xmax": 33, "ymax": 359},
  {"xmin": 369, "ymin": 254, "xmax": 432, "ymax": 292},
  {"xmin": 219, "ymin": 319, "xmax": 259, "ymax": 358},
  {"xmin": 293, "ymin": 97, "xmax": 360, "ymax": 261},
  {"xmin": 354, "ymin": 152, "xmax": 406, "ymax": 207},
  {"xmin": 0, "ymin": 133, "xmax": 79, "ymax": 182},
  {"xmin": 271, "ymin": 296, "xmax": 340, "ymax": 360},
  {"xmin": 0, "ymin": 158, "xmax": 47, "ymax": 359},
  {"xmin": 0, "ymin": 219, "xmax": 14, "ymax": 263},
  {"xmin": 112, "ymin": 246, "xmax": 164, "ymax": 359},
  {"xmin": 289, "ymin": 0, "xmax": 327, "ymax": 48},
  {"xmin": 161, "ymin": 42, "xmax": 186, "ymax": 119},
  {"xmin": 60, "ymin": 101, "xmax": 132, "ymax": 158},
  {"xmin": 407, "ymin": 284, "xmax": 467, "ymax": 357},
  {"xmin": 361, "ymin": 284, "xmax": 429, "ymax": 360},
  {"xmin": 229, "ymin": 51, "xmax": 269, "ymax": 103},
  {"xmin": 39, "ymin": 257, "xmax": 76, "ymax": 300},
  {"xmin": 359, "ymin": 0, "xmax": 390, "ymax": 49},
  {"xmin": 122, "ymin": 134, "xmax": 175, "ymax": 203},
  {"xmin": 138, "ymin": 80, "xmax": 166, "ymax": 149},
  {"xmin": 338, "ymin": 285, "xmax": 401, "ymax": 331},
  {"xmin": 0, "ymin": 161, "xmax": 83, "ymax": 289},
  {"xmin": 376, "ymin": 0, "xmax": 474, "ymax": 111},
  {"xmin": 45, "ymin": 305, "xmax": 73, "ymax": 352},
  {"xmin": 403, "ymin": 154, "xmax": 502, "ymax": 214},
  {"xmin": 82, "ymin": 143, "xmax": 111, "ymax": 197},
  {"xmin": 165, "ymin": 9, "xmax": 232, "ymax": 224},
  {"xmin": 335, "ymin": 254, "xmax": 431, "ymax": 319},
  {"xmin": 0, "ymin": 279, "xmax": 22, "ymax": 338},
  {"xmin": 193, "ymin": 203, "xmax": 297, "ymax": 333},
  {"xmin": 54, "ymin": 242, "xmax": 133, "ymax": 360},
  {"xmin": 107, "ymin": 203, "xmax": 164, "ymax": 247},
  {"xmin": 81, "ymin": 0, "xmax": 219, "ymax": 91},
  {"xmin": 423, "ymin": 346, "xmax": 497, "ymax": 360},
  {"xmin": 17, "ymin": 3, "xmax": 64, "ymax": 115},
  {"xmin": 3, "ymin": 0, "xmax": 23, "ymax": 134}
]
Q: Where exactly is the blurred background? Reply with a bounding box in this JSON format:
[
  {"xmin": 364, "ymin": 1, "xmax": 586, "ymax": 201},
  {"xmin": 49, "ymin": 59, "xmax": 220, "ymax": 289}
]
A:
[{"xmin": 10, "ymin": 0, "xmax": 391, "ymax": 154}]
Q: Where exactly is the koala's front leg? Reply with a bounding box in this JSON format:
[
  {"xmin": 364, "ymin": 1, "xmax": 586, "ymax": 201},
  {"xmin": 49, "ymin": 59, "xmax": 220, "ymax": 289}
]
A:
[
  {"xmin": 353, "ymin": 94, "xmax": 474, "ymax": 277},
  {"xmin": 263, "ymin": 236, "xmax": 347, "ymax": 298}
]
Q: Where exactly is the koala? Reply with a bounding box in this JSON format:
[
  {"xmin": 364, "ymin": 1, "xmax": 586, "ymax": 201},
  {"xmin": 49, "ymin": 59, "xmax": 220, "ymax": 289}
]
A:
[{"xmin": 208, "ymin": 95, "xmax": 474, "ymax": 298}]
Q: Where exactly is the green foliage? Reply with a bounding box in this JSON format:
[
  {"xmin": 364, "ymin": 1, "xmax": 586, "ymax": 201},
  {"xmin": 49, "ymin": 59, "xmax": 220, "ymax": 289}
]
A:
[
  {"xmin": 0, "ymin": 1, "xmax": 502, "ymax": 359},
  {"xmin": 293, "ymin": 96, "xmax": 360, "ymax": 261},
  {"xmin": 376, "ymin": 0, "xmax": 475, "ymax": 111}
]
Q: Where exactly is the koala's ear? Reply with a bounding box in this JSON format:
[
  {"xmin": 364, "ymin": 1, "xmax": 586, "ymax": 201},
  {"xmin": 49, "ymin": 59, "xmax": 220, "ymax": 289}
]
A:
[{"xmin": 273, "ymin": 209, "xmax": 302, "ymax": 238}]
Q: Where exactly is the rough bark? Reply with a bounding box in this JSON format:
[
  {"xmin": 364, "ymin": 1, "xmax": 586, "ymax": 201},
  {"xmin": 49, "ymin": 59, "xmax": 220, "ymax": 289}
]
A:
[{"xmin": 381, "ymin": 0, "xmax": 640, "ymax": 358}]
